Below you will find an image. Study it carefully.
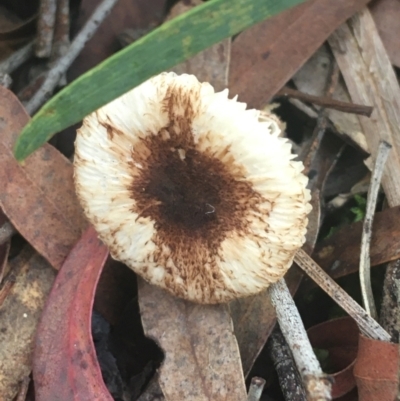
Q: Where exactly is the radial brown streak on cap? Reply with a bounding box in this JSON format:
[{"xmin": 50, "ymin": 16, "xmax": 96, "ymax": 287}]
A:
[{"xmin": 128, "ymin": 83, "xmax": 266, "ymax": 300}]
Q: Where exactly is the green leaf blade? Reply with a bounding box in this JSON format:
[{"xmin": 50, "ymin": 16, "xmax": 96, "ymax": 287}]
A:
[{"xmin": 14, "ymin": 0, "xmax": 307, "ymax": 161}]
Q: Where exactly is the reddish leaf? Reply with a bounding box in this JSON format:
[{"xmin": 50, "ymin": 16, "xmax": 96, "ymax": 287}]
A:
[
  {"xmin": 370, "ymin": 0, "xmax": 400, "ymax": 68},
  {"xmin": 0, "ymin": 85, "xmax": 87, "ymax": 270},
  {"xmin": 229, "ymin": 0, "xmax": 372, "ymax": 109},
  {"xmin": 307, "ymin": 317, "xmax": 359, "ymax": 399},
  {"xmin": 33, "ymin": 226, "xmax": 111, "ymax": 401},
  {"xmin": 353, "ymin": 335, "xmax": 399, "ymax": 401}
]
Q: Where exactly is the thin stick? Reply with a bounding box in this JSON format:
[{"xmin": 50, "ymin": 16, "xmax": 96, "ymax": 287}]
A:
[
  {"xmin": 0, "ymin": 41, "xmax": 34, "ymax": 75},
  {"xmin": 26, "ymin": 0, "xmax": 120, "ymax": 115},
  {"xmin": 294, "ymin": 249, "xmax": 391, "ymax": 342},
  {"xmin": 360, "ymin": 140, "xmax": 392, "ymax": 319},
  {"xmin": 36, "ymin": 0, "xmax": 57, "ymax": 58},
  {"xmin": 276, "ymin": 86, "xmax": 373, "ymax": 117},
  {"xmin": 15, "ymin": 376, "xmax": 31, "ymax": 401},
  {"xmin": 247, "ymin": 377, "xmax": 266, "ymax": 401},
  {"xmin": 0, "ymin": 221, "xmax": 16, "ymax": 246},
  {"xmin": 269, "ymin": 279, "xmax": 332, "ymax": 401},
  {"xmin": 268, "ymin": 326, "xmax": 307, "ymax": 401},
  {"xmin": 51, "ymin": 0, "xmax": 71, "ymax": 86},
  {"xmin": 0, "ymin": 73, "xmax": 12, "ymax": 88}
]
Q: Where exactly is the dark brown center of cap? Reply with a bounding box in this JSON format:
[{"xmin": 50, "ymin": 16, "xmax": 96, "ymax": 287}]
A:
[
  {"xmin": 126, "ymin": 86, "xmax": 265, "ymax": 297},
  {"xmin": 130, "ymin": 127, "xmax": 262, "ymax": 248}
]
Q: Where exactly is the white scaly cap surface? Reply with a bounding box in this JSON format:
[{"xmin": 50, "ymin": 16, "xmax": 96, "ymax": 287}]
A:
[{"xmin": 74, "ymin": 72, "xmax": 311, "ymax": 304}]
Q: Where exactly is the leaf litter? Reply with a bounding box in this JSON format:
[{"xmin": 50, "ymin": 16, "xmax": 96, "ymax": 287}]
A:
[{"xmin": 1, "ymin": 0, "xmax": 400, "ymax": 400}]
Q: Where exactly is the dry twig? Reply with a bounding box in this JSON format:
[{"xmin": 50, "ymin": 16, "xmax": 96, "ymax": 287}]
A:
[
  {"xmin": 0, "ymin": 221, "xmax": 16, "ymax": 246},
  {"xmin": 270, "ymin": 279, "xmax": 332, "ymax": 401},
  {"xmin": 294, "ymin": 249, "xmax": 390, "ymax": 342},
  {"xmin": 26, "ymin": 0, "xmax": 121, "ymax": 114},
  {"xmin": 36, "ymin": 0, "xmax": 58, "ymax": 58},
  {"xmin": 247, "ymin": 377, "xmax": 266, "ymax": 401},
  {"xmin": 360, "ymin": 140, "xmax": 392, "ymax": 319},
  {"xmin": 277, "ymin": 86, "xmax": 373, "ymax": 117},
  {"xmin": 0, "ymin": 41, "xmax": 34, "ymax": 75}
]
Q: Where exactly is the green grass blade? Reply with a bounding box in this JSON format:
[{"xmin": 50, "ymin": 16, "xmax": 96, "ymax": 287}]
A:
[{"xmin": 14, "ymin": 0, "xmax": 307, "ymax": 161}]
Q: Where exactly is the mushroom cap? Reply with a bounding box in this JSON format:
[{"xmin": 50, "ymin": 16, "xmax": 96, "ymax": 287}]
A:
[{"xmin": 74, "ymin": 72, "xmax": 311, "ymax": 304}]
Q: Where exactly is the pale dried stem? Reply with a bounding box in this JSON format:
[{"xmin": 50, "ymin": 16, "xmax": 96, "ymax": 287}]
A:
[
  {"xmin": 36, "ymin": 0, "xmax": 57, "ymax": 58},
  {"xmin": 0, "ymin": 41, "xmax": 34, "ymax": 75},
  {"xmin": 26, "ymin": 0, "xmax": 120, "ymax": 115},
  {"xmin": 294, "ymin": 249, "xmax": 391, "ymax": 342},
  {"xmin": 269, "ymin": 279, "xmax": 332, "ymax": 401},
  {"xmin": 247, "ymin": 377, "xmax": 266, "ymax": 401},
  {"xmin": 360, "ymin": 140, "xmax": 392, "ymax": 319}
]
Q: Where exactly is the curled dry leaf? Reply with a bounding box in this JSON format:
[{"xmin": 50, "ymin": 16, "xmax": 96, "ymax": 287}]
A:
[
  {"xmin": 229, "ymin": 0, "xmax": 373, "ymax": 109},
  {"xmin": 0, "ymin": 85, "xmax": 87, "ymax": 270},
  {"xmin": 313, "ymin": 205, "xmax": 400, "ymax": 280},
  {"xmin": 33, "ymin": 226, "xmax": 111, "ymax": 401},
  {"xmin": 0, "ymin": 249, "xmax": 55, "ymax": 401},
  {"xmin": 307, "ymin": 317, "xmax": 359, "ymax": 399},
  {"xmin": 353, "ymin": 334, "xmax": 399, "ymax": 401}
]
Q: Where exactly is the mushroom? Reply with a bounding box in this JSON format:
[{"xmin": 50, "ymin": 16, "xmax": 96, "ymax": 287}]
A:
[{"xmin": 73, "ymin": 72, "xmax": 311, "ymax": 304}]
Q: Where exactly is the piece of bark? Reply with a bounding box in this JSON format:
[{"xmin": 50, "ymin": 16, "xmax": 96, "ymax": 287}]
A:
[
  {"xmin": 0, "ymin": 85, "xmax": 87, "ymax": 270},
  {"xmin": 379, "ymin": 259, "xmax": 400, "ymax": 342},
  {"xmin": 329, "ymin": 9, "xmax": 400, "ymax": 208},
  {"xmin": 139, "ymin": 280, "xmax": 246, "ymax": 401},
  {"xmin": 0, "ymin": 251, "xmax": 55, "ymax": 401},
  {"xmin": 370, "ymin": 0, "xmax": 400, "ymax": 68},
  {"xmin": 313, "ymin": 205, "xmax": 400, "ymax": 280},
  {"xmin": 229, "ymin": 0, "xmax": 373, "ymax": 109}
]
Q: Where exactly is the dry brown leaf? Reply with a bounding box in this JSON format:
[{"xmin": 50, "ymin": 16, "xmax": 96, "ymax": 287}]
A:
[
  {"xmin": 0, "ymin": 85, "xmax": 87, "ymax": 270},
  {"xmin": 0, "ymin": 250, "xmax": 55, "ymax": 401},
  {"xmin": 138, "ymin": 280, "xmax": 246, "ymax": 401},
  {"xmin": 313, "ymin": 205, "xmax": 400, "ymax": 280},
  {"xmin": 229, "ymin": 0, "xmax": 373, "ymax": 109},
  {"xmin": 370, "ymin": 0, "xmax": 400, "ymax": 68}
]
